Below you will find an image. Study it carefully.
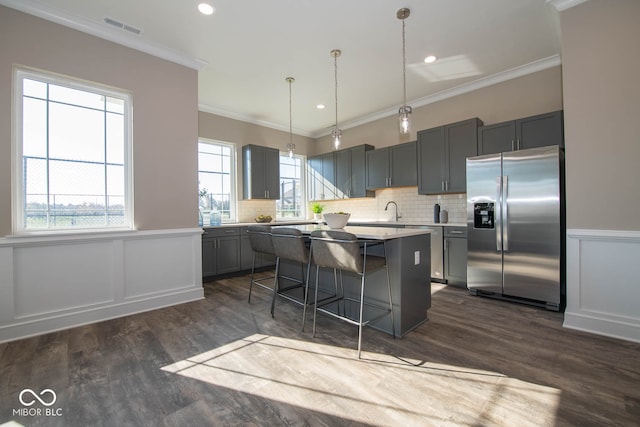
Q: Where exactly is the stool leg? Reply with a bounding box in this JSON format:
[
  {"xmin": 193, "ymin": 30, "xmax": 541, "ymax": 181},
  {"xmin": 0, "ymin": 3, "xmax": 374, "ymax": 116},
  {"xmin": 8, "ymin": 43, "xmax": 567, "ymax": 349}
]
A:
[
  {"xmin": 357, "ymin": 273, "xmax": 366, "ymax": 359},
  {"xmin": 385, "ymin": 264, "xmax": 395, "ymax": 339},
  {"xmin": 270, "ymin": 256, "xmax": 280, "ymax": 317},
  {"xmin": 248, "ymin": 252, "xmax": 257, "ymax": 303},
  {"xmin": 312, "ymin": 264, "xmax": 320, "ymax": 337},
  {"xmin": 301, "ymin": 253, "xmax": 312, "ymax": 332}
]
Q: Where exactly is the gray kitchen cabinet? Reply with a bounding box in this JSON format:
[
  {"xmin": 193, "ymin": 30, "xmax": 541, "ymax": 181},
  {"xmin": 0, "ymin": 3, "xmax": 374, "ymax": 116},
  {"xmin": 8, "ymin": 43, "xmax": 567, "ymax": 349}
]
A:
[
  {"xmin": 307, "ymin": 152, "xmax": 336, "ymax": 201},
  {"xmin": 417, "ymin": 118, "xmax": 482, "ymax": 195},
  {"xmin": 365, "ymin": 141, "xmax": 417, "ymax": 189},
  {"xmin": 242, "ymin": 144, "xmax": 280, "ymax": 199},
  {"xmin": 335, "ymin": 144, "xmax": 375, "ymax": 198},
  {"xmin": 478, "ymin": 110, "xmax": 564, "ymax": 155},
  {"xmin": 202, "ymin": 227, "xmax": 241, "ymax": 278},
  {"xmin": 444, "ymin": 226, "xmax": 467, "ymax": 287}
]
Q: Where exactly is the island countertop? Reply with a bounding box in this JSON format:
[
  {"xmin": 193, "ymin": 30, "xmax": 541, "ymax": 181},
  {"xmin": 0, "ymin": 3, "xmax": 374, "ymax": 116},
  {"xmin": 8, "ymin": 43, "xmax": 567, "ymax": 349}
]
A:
[{"xmin": 271, "ymin": 224, "xmax": 431, "ymax": 240}]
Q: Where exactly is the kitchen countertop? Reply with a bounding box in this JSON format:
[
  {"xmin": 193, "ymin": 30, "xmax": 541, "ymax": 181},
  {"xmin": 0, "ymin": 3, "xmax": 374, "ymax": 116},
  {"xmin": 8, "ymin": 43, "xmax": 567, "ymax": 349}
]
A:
[
  {"xmin": 272, "ymin": 224, "xmax": 431, "ymax": 240},
  {"xmin": 203, "ymin": 219, "xmax": 467, "ymax": 229}
]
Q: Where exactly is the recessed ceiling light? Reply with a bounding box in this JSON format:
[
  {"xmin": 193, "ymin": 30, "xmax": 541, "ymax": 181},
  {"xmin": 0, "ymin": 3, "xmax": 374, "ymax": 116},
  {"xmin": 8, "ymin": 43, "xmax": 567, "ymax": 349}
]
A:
[
  {"xmin": 424, "ymin": 55, "xmax": 437, "ymax": 64},
  {"xmin": 316, "ymin": 104, "xmax": 326, "ymax": 110},
  {"xmin": 198, "ymin": 2, "xmax": 215, "ymax": 15}
]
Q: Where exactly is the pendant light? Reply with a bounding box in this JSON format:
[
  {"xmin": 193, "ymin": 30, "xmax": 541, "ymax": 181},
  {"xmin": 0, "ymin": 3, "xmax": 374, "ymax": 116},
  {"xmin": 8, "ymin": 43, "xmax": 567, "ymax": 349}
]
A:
[
  {"xmin": 285, "ymin": 77, "xmax": 295, "ymax": 158},
  {"xmin": 397, "ymin": 8, "xmax": 412, "ymax": 135},
  {"xmin": 330, "ymin": 49, "xmax": 342, "ymax": 150}
]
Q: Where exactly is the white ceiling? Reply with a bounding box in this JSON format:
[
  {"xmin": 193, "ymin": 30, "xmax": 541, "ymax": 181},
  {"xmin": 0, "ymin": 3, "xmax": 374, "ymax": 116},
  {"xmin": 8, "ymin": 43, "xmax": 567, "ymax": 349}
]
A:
[{"xmin": 2, "ymin": 0, "xmax": 572, "ymax": 137}]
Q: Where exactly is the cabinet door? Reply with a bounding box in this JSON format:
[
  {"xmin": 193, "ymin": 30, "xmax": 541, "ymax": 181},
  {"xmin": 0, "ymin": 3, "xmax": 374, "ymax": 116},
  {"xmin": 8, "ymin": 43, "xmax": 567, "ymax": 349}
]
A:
[
  {"xmin": 321, "ymin": 152, "xmax": 336, "ymax": 200},
  {"xmin": 240, "ymin": 232, "xmax": 253, "ymax": 271},
  {"xmin": 478, "ymin": 121, "xmax": 516, "ymax": 155},
  {"xmin": 264, "ymin": 147, "xmax": 280, "ymax": 199},
  {"xmin": 349, "ymin": 145, "xmax": 374, "ymax": 198},
  {"xmin": 446, "ymin": 118, "xmax": 479, "ymax": 193},
  {"xmin": 417, "ymin": 127, "xmax": 445, "ymax": 195},
  {"xmin": 517, "ymin": 110, "xmax": 564, "ymax": 150},
  {"xmin": 390, "ymin": 141, "xmax": 417, "ymax": 187},
  {"xmin": 335, "ymin": 149, "xmax": 350, "ymax": 198},
  {"xmin": 202, "ymin": 238, "xmax": 217, "ymax": 277},
  {"xmin": 366, "ymin": 148, "xmax": 390, "ymax": 189},
  {"xmin": 307, "ymin": 155, "xmax": 323, "ymax": 201},
  {"xmin": 444, "ymin": 236, "xmax": 467, "ymax": 287},
  {"xmin": 216, "ymin": 236, "xmax": 241, "ymax": 274}
]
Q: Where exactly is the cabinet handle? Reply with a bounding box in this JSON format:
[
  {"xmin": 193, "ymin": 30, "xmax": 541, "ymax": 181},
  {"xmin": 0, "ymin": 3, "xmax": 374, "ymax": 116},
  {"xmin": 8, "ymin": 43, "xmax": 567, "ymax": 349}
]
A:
[
  {"xmin": 441, "ymin": 181, "xmax": 445, "ymax": 191},
  {"xmin": 511, "ymin": 140, "xmax": 515, "ymax": 151},
  {"xmin": 388, "ymin": 177, "xmax": 392, "ymax": 187},
  {"xmin": 450, "ymin": 230, "xmax": 463, "ymax": 234},
  {"xmin": 517, "ymin": 139, "xmax": 521, "ymax": 150}
]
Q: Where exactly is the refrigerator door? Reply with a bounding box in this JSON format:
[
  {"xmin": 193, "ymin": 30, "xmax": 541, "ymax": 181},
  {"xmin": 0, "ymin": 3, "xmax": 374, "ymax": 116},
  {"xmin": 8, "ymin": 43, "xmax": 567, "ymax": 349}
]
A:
[
  {"xmin": 502, "ymin": 146, "xmax": 561, "ymax": 304},
  {"xmin": 466, "ymin": 154, "xmax": 503, "ymax": 295}
]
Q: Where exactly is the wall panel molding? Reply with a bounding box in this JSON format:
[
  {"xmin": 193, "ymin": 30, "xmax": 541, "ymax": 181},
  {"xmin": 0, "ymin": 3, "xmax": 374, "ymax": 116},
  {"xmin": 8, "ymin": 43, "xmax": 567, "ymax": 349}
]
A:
[
  {"xmin": 0, "ymin": 228, "xmax": 204, "ymax": 343},
  {"xmin": 564, "ymin": 229, "xmax": 640, "ymax": 343}
]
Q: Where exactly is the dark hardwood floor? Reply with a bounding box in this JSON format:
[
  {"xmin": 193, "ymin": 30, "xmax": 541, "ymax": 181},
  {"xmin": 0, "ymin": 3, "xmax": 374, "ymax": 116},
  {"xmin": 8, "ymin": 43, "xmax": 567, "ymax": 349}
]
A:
[{"xmin": 1, "ymin": 273, "xmax": 639, "ymax": 426}]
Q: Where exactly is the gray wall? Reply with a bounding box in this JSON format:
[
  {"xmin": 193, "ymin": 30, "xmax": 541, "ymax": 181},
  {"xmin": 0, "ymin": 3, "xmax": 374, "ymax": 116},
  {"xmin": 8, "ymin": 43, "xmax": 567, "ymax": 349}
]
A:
[
  {"xmin": 0, "ymin": 6, "xmax": 199, "ymax": 235},
  {"xmin": 561, "ymin": 0, "xmax": 640, "ymax": 231}
]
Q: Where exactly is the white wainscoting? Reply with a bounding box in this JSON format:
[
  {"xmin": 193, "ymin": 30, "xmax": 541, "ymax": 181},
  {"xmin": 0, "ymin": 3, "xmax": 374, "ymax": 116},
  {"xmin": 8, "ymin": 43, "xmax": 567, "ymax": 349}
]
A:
[
  {"xmin": 564, "ymin": 229, "xmax": 640, "ymax": 343},
  {"xmin": 0, "ymin": 228, "xmax": 204, "ymax": 343}
]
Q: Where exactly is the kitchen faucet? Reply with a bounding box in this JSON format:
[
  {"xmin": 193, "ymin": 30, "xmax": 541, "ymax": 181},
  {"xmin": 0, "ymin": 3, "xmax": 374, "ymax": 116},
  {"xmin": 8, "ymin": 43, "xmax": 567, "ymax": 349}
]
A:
[{"xmin": 384, "ymin": 201, "xmax": 402, "ymax": 222}]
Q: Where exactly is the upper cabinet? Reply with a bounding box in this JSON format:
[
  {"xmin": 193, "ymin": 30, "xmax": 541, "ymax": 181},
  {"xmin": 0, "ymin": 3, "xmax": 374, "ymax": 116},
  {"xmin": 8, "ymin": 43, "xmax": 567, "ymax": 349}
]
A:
[
  {"xmin": 478, "ymin": 110, "xmax": 564, "ymax": 155},
  {"xmin": 335, "ymin": 144, "xmax": 375, "ymax": 198},
  {"xmin": 366, "ymin": 141, "xmax": 417, "ymax": 190},
  {"xmin": 308, "ymin": 144, "xmax": 374, "ymax": 201},
  {"xmin": 307, "ymin": 152, "xmax": 336, "ymax": 201},
  {"xmin": 417, "ymin": 118, "xmax": 482, "ymax": 195},
  {"xmin": 242, "ymin": 144, "xmax": 280, "ymax": 199}
]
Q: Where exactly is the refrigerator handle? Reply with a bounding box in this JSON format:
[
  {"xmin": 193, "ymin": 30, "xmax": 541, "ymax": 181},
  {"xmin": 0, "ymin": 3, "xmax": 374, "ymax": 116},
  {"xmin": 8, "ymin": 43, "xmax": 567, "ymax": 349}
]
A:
[
  {"xmin": 496, "ymin": 176, "xmax": 502, "ymax": 251},
  {"xmin": 503, "ymin": 175, "xmax": 509, "ymax": 251}
]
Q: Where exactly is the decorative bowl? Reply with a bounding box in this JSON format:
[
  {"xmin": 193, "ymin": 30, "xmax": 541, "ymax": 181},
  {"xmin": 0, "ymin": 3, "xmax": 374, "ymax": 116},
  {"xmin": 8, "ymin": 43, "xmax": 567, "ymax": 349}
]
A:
[
  {"xmin": 323, "ymin": 212, "xmax": 350, "ymax": 229},
  {"xmin": 254, "ymin": 215, "xmax": 272, "ymax": 223}
]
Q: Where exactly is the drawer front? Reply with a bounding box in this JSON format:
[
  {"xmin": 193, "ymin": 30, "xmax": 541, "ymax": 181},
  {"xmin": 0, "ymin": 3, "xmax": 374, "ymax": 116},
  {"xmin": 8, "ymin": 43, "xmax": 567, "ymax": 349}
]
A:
[
  {"xmin": 444, "ymin": 226, "xmax": 467, "ymax": 238},
  {"xmin": 203, "ymin": 227, "xmax": 241, "ymax": 238}
]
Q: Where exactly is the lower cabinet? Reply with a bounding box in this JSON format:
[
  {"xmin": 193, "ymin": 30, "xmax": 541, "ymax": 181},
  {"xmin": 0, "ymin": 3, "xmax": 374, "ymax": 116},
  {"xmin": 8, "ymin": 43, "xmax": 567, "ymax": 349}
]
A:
[
  {"xmin": 444, "ymin": 227, "xmax": 467, "ymax": 287},
  {"xmin": 202, "ymin": 227, "xmax": 241, "ymax": 278}
]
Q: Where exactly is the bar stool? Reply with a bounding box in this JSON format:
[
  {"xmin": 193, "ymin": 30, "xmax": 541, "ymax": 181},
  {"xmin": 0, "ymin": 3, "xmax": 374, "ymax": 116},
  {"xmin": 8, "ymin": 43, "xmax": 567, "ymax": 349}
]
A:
[
  {"xmin": 246, "ymin": 225, "xmax": 276, "ymax": 304},
  {"xmin": 309, "ymin": 229, "xmax": 395, "ymax": 358},
  {"xmin": 270, "ymin": 227, "xmax": 311, "ymax": 322}
]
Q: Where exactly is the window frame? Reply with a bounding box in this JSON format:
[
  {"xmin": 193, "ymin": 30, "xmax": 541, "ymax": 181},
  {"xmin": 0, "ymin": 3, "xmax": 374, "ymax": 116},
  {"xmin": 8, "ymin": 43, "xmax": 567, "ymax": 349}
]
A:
[
  {"xmin": 197, "ymin": 138, "xmax": 237, "ymax": 223},
  {"xmin": 12, "ymin": 66, "xmax": 134, "ymax": 235},
  {"xmin": 276, "ymin": 152, "xmax": 306, "ymax": 220}
]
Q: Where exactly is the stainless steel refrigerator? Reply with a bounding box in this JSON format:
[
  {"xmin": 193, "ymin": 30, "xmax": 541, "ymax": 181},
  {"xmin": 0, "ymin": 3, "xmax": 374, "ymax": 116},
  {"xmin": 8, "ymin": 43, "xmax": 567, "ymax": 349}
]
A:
[{"xmin": 466, "ymin": 146, "xmax": 564, "ymax": 311}]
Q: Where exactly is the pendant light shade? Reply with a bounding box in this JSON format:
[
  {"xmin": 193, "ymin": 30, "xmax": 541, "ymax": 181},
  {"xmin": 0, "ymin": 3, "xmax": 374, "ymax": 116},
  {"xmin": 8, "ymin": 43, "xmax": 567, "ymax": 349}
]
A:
[
  {"xmin": 285, "ymin": 77, "xmax": 295, "ymax": 158},
  {"xmin": 331, "ymin": 49, "xmax": 342, "ymax": 150},
  {"xmin": 397, "ymin": 8, "xmax": 412, "ymax": 135}
]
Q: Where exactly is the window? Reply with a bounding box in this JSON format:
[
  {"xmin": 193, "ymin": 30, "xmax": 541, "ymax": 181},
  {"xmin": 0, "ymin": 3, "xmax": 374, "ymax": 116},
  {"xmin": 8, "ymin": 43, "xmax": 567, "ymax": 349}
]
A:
[
  {"xmin": 13, "ymin": 68, "xmax": 132, "ymax": 233},
  {"xmin": 198, "ymin": 140, "xmax": 236, "ymax": 223},
  {"xmin": 276, "ymin": 154, "xmax": 305, "ymax": 219}
]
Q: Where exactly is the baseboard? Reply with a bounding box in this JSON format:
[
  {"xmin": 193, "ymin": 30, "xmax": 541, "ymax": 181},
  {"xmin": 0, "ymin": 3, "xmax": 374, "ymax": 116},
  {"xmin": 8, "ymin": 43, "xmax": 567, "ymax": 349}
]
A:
[{"xmin": 0, "ymin": 287, "xmax": 203, "ymax": 343}]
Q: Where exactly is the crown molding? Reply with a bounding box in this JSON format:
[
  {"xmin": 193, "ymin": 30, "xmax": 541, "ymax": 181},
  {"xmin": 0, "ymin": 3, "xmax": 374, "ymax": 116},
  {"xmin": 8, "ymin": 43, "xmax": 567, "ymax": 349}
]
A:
[
  {"xmin": 311, "ymin": 54, "xmax": 562, "ymax": 138},
  {"xmin": 0, "ymin": 0, "xmax": 208, "ymax": 70},
  {"xmin": 198, "ymin": 104, "xmax": 316, "ymax": 138},
  {"xmin": 546, "ymin": 0, "xmax": 590, "ymax": 12}
]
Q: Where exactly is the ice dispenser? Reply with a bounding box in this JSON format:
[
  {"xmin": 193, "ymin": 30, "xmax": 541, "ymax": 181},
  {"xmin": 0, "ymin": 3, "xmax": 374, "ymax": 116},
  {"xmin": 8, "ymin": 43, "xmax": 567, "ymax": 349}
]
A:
[{"xmin": 473, "ymin": 202, "xmax": 495, "ymax": 229}]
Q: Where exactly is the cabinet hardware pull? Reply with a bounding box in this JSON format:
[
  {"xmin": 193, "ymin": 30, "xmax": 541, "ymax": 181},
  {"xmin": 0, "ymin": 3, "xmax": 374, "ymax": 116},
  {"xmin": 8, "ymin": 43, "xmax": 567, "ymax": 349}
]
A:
[{"xmin": 511, "ymin": 140, "xmax": 515, "ymax": 151}]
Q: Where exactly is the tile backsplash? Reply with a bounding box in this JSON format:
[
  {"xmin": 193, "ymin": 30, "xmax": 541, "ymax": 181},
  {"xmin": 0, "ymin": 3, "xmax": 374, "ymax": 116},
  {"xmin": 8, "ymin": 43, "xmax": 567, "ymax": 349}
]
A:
[
  {"xmin": 236, "ymin": 187, "xmax": 468, "ymax": 224},
  {"xmin": 316, "ymin": 187, "xmax": 468, "ymax": 224}
]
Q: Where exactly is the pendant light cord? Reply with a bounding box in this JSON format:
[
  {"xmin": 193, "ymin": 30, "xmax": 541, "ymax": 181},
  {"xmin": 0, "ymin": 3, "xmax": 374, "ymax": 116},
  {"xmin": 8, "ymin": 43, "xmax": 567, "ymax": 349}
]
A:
[
  {"xmin": 334, "ymin": 52, "xmax": 339, "ymax": 131},
  {"xmin": 289, "ymin": 78, "xmax": 293, "ymax": 146},
  {"xmin": 402, "ymin": 17, "xmax": 407, "ymax": 109}
]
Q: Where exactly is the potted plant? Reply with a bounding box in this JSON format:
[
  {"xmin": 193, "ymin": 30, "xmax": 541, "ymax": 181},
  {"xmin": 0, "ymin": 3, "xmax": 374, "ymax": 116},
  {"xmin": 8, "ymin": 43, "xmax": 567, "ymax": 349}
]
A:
[{"xmin": 311, "ymin": 202, "xmax": 324, "ymax": 221}]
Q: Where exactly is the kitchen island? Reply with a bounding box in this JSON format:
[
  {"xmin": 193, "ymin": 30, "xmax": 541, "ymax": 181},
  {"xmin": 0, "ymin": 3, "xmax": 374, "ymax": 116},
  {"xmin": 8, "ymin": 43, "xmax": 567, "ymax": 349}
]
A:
[{"xmin": 273, "ymin": 224, "xmax": 431, "ymax": 338}]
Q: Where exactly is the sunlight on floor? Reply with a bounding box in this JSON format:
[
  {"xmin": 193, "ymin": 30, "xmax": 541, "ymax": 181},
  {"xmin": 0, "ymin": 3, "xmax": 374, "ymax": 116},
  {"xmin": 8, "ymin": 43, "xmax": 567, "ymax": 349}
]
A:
[{"xmin": 162, "ymin": 334, "xmax": 561, "ymax": 426}]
